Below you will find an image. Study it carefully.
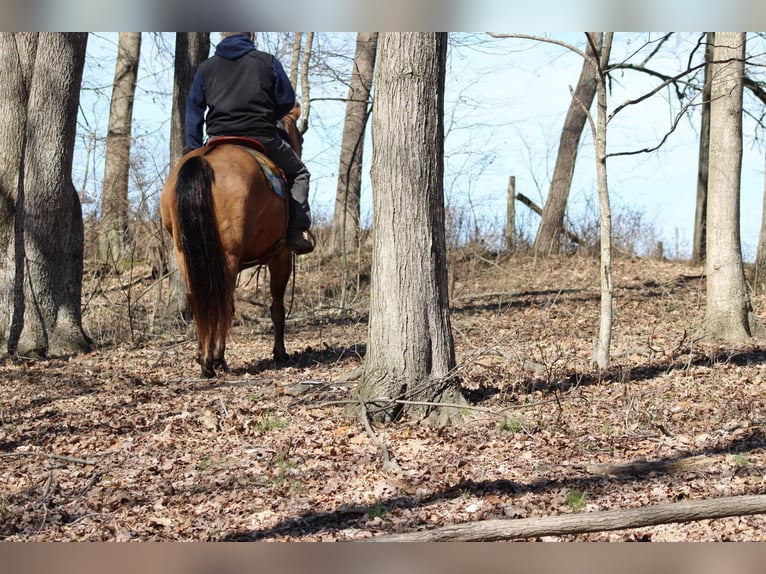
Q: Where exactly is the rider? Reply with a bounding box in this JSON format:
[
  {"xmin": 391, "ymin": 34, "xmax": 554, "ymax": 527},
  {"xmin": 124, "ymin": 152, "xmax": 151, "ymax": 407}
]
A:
[{"xmin": 185, "ymin": 32, "xmax": 314, "ymax": 254}]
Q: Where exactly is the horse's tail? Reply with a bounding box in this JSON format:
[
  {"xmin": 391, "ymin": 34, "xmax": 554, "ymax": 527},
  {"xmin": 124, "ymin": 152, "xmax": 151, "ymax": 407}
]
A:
[{"xmin": 175, "ymin": 155, "xmax": 234, "ymax": 360}]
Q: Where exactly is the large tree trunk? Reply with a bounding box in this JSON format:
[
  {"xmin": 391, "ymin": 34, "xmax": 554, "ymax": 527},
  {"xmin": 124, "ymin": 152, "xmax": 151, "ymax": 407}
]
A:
[
  {"xmin": 704, "ymin": 32, "xmax": 755, "ymax": 342},
  {"xmin": 164, "ymin": 32, "xmax": 209, "ymax": 320},
  {"xmin": 360, "ymin": 33, "xmax": 465, "ymax": 425},
  {"xmin": 0, "ymin": 32, "xmax": 91, "ymax": 357},
  {"xmin": 533, "ymin": 32, "xmax": 601, "ymax": 256},
  {"xmin": 331, "ymin": 32, "xmax": 377, "ymax": 256},
  {"xmin": 690, "ymin": 33, "xmax": 714, "ymax": 267},
  {"xmin": 97, "ymin": 32, "xmax": 141, "ymax": 268}
]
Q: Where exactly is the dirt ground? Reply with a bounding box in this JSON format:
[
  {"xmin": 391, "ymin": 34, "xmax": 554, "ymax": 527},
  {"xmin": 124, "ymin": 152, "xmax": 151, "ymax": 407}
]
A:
[{"xmin": 2, "ymin": 251, "xmax": 765, "ymax": 541}]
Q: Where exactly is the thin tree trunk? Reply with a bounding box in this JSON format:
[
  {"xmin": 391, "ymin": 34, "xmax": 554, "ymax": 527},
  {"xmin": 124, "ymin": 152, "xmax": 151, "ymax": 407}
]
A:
[
  {"xmin": 756, "ymin": 147, "xmax": 766, "ymax": 291},
  {"xmin": 705, "ymin": 32, "xmax": 754, "ymax": 342},
  {"xmin": 360, "ymin": 33, "xmax": 465, "ymax": 425},
  {"xmin": 97, "ymin": 31, "xmax": 141, "ymax": 268},
  {"xmin": 691, "ymin": 32, "xmax": 714, "ymax": 266},
  {"xmin": 590, "ymin": 33, "xmax": 614, "ymax": 369},
  {"xmin": 506, "ymin": 175, "xmax": 516, "ymax": 251},
  {"xmin": 331, "ymin": 32, "xmax": 377, "ymax": 258},
  {"xmin": 289, "ymin": 32, "xmax": 302, "ymax": 88},
  {"xmin": 533, "ymin": 32, "xmax": 602, "ymax": 256},
  {"xmin": 369, "ymin": 494, "xmax": 766, "ymax": 542}
]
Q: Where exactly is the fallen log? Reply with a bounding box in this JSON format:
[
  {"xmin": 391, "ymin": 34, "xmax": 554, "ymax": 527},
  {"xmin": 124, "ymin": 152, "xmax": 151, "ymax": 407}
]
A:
[{"xmin": 368, "ymin": 494, "xmax": 766, "ymax": 542}]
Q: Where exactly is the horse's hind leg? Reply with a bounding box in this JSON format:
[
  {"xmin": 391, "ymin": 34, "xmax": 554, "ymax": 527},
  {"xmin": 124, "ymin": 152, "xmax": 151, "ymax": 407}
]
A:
[{"xmin": 268, "ymin": 249, "xmax": 293, "ymax": 364}]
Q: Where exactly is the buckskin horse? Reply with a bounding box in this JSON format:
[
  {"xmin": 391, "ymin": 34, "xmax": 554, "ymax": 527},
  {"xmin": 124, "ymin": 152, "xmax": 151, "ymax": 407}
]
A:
[{"xmin": 160, "ymin": 104, "xmax": 303, "ymax": 377}]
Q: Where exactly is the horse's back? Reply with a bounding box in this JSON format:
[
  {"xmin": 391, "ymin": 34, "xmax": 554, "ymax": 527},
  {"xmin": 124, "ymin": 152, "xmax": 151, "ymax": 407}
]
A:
[{"xmin": 169, "ymin": 145, "xmax": 288, "ymax": 270}]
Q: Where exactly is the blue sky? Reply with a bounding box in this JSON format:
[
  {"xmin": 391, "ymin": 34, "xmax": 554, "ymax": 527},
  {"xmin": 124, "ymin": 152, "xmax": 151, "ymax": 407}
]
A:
[{"xmin": 76, "ymin": 32, "xmax": 766, "ymax": 260}]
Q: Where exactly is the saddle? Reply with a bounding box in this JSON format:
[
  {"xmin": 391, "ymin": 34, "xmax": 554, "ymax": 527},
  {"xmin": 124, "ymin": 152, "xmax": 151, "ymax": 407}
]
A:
[{"xmin": 207, "ymin": 136, "xmax": 286, "ymax": 199}]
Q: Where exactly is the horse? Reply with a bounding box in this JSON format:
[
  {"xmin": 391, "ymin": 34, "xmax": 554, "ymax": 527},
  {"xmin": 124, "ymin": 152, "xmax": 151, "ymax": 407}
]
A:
[{"xmin": 160, "ymin": 104, "xmax": 303, "ymax": 378}]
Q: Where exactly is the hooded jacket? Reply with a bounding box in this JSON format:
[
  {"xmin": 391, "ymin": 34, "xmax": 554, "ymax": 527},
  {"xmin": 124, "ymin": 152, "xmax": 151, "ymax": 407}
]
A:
[{"xmin": 185, "ymin": 33, "xmax": 296, "ymax": 149}]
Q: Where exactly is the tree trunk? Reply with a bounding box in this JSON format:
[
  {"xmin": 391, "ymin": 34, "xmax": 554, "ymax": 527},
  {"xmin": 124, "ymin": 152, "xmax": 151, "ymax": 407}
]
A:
[
  {"xmin": 164, "ymin": 32, "xmax": 209, "ymax": 321},
  {"xmin": 171, "ymin": 32, "xmax": 209, "ymax": 165},
  {"xmin": 506, "ymin": 175, "xmax": 516, "ymax": 251},
  {"xmin": 1, "ymin": 32, "xmax": 91, "ymax": 357},
  {"xmin": 594, "ymin": 34, "xmax": 614, "ymax": 369},
  {"xmin": 288, "ymin": 32, "xmax": 302, "ymax": 88},
  {"xmin": 360, "ymin": 33, "xmax": 465, "ymax": 425},
  {"xmin": 97, "ymin": 32, "xmax": 141, "ymax": 268},
  {"xmin": 331, "ymin": 32, "xmax": 377, "ymax": 256},
  {"xmin": 533, "ymin": 32, "xmax": 601, "ymax": 256},
  {"xmin": 691, "ymin": 33, "xmax": 714, "ymax": 266},
  {"xmin": 369, "ymin": 494, "xmax": 766, "ymax": 541},
  {"xmin": 705, "ymin": 32, "xmax": 755, "ymax": 342}
]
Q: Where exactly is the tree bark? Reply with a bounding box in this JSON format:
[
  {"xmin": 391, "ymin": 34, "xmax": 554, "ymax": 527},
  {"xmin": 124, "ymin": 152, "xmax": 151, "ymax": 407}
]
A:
[
  {"xmin": 331, "ymin": 32, "xmax": 377, "ymax": 256},
  {"xmin": 360, "ymin": 33, "xmax": 465, "ymax": 425},
  {"xmin": 533, "ymin": 33, "xmax": 601, "ymax": 256},
  {"xmin": 704, "ymin": 32, "xmax": 755, "ymax": 342},
  {"xmin": 1, "ymin": 32, "xmax": 91, "ymax": 357},
  {"xmin": 97, "ymin": 32, "xmax": 141, "ymax": 267},
  {"xmin": 690, "ymin": 33, "xmax": 714, "ymax": 267},
  {"xmin": 369, "ymin": 494, "xmax": 766, "ymax": 541}
]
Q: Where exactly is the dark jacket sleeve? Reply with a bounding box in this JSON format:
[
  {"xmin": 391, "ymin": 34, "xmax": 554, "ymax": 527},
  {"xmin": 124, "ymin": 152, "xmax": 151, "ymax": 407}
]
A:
[
  {"xmin": 185, "ymin": 70, "xmax": 207, "ymax": 149},
  {"xmin": 272, "ymin": 57, "xmax": 296, "ymax": 118}
]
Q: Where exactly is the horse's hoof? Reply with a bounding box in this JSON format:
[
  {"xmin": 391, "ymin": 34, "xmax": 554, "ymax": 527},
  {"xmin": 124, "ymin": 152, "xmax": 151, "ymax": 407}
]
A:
[
  {"xmin": 201, "ymin": 365, "xmax": 216, "ymax": 378},
  {"xmin": 213, "ymin": 359, "xmax": 229, "ymax": 373},
  {"xmin": 273, "ymin": 350, "xmax": 289, "ymax": 365}
]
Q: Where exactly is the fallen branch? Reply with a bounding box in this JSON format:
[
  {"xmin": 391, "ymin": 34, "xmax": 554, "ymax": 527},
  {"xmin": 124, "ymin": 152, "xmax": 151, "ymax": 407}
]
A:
[
  {"xmin": 368, "ymin": 494, "xmax": 766, "ymax": 541},
  {"xmin": 0, "ymin": 451, "xmax": 97, "ymax": 465}
]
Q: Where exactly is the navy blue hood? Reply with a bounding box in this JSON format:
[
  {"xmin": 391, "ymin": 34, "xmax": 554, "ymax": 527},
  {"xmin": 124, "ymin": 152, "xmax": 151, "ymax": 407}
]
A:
[{"xmin": 215, "ymin": 34, "xmax": 254, "ymax": 60}]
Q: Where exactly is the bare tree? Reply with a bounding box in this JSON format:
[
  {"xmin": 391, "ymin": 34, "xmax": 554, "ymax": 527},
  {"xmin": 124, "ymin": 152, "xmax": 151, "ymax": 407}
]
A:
[
  {"xmin": 96, "ymin": 32, "xmax": 141, "ymax": 268},
  {"xmin": 705, "ymin": 32, "xmax": 760, "ymax": 342},
  {"xmin": 331, "ymin": 32, "xmax": 378, "ymax": 257},
  {"xmin": 533, "ymin": 33, "xmax": 602, "ymax": 256},
  {"xmin": 360, "ymin": 33, "xmax": 466, "ymax": 425},
  {"xmin": 0, "ymin": 32, "xmax": 91, "ymax": 357}
]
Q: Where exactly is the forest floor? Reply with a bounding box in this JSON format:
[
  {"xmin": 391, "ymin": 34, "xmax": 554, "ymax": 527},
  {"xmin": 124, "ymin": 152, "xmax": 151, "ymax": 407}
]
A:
[{"xmin": 2, "ymin": 249, "xmax": 766, "ymax": 541}]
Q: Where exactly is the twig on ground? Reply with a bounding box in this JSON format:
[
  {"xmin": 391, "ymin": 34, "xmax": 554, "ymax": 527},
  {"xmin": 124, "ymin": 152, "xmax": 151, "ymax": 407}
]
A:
[{"xmin": 358, "ymin": 395, "xmax": 400, "ymax": 473}]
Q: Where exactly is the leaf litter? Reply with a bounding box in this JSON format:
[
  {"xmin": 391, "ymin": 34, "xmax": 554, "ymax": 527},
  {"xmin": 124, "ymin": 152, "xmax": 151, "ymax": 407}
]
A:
[{"xmin": 1, "ymin": 253, "xmax": 765, "ymax": 541}]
